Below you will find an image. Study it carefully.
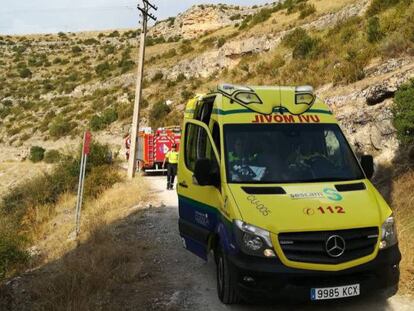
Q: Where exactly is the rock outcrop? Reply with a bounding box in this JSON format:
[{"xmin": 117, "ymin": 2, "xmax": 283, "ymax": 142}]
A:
[
  {"xmin": 323, "ymin": 59, "xmax": 414, "ymax": 164},
  {"xmin": 149, "ymin": 4, "xmax": 260, "ymax": 40},
  {"xmin": 152, "ymin": 0, "xmax": 370, "ymax": 80}
]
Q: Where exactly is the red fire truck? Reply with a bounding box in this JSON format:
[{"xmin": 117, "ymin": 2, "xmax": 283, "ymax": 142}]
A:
[{"xmin": 137, "ymin": 126, "xmax": 181, "ymax": 173}]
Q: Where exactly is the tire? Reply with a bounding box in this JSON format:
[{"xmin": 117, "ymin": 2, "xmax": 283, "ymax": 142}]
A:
[{"xmin": 215, "ymin": 246, "xmax": 241, "ymax": 304}]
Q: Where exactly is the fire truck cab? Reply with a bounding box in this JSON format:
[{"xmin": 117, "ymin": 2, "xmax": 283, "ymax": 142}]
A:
[
  {"xmin": 177, "ymin": 84, "xmax": 401, "ymax": 304},
  {"xmin": 137, "ymin": 126, "xmax": 181, "ymax": 173}
]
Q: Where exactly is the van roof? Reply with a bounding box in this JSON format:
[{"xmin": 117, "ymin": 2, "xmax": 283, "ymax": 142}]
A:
[{"xmin": 185, "ymin": 84, "xmax": 337, "ymax": 124}]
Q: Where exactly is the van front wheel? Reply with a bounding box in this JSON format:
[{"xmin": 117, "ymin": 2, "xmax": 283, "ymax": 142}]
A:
[{"xmin": 216, "ymin": 246, "xmax": 240, "ymax": 304}]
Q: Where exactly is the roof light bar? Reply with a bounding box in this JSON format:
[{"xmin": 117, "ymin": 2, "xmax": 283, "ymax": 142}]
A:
[
  {"xmin": 295, "ymin": 85, "xmax": 315, "ymax": 106},
  {"xmin": 218, "ymin": 84, "xmax": 252, "ymax": 96},
  {"xmin": 295, "ymin": 85, "xmax": 314, "ymax": 93}
]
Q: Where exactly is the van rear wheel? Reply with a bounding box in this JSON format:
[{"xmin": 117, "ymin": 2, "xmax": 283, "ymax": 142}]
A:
[{"xmin": 216, "ymin": 246, "xmax": 240, "ymax": 304}]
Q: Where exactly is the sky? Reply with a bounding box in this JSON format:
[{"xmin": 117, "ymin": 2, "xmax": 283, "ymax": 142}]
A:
[{"xmin": 0, "ymin": 0, "xmax": 270, "ymax": 35}]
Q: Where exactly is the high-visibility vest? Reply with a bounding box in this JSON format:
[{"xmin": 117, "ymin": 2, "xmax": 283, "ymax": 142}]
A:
[{"xmin": 165, "ymin": 151, "xmax": 179, "ymax": 164}]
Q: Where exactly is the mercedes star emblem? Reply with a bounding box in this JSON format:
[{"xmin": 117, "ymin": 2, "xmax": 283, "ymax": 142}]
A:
[{"xmin": 325, "ymin": 235, "xmax": 346, "ymax": 258}]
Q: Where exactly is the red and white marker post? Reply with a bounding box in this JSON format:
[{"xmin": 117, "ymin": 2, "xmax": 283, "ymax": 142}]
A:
[{"xmin": 75, "ymin": 131, "xmax": 92, "ymax": 238}]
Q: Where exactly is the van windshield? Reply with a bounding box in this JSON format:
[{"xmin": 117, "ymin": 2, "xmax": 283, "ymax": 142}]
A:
[{"xmin": 224, "ymin": 123, "xmax": 364, "ymax": 184}]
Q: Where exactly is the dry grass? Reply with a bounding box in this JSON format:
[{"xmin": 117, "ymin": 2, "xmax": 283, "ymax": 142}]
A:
[
  {"xmin": 0, "ymin": 161, "xmax": 51, "ymax": 199},
  {"xmin": 392, "ymin": 170, "xmax": 414, "ymax": 295},
  {"xmin": 33, "ymin": 175, "xmax": 151, "ymax": 264},
  {"xmin": 18, "ymin": 176, "xmax": 153, "ymax": 310}
]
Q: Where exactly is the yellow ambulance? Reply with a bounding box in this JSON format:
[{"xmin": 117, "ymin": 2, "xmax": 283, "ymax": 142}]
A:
[{"xmin": 177, "ymin": 84, "xmax": 400, "ymax": 304}]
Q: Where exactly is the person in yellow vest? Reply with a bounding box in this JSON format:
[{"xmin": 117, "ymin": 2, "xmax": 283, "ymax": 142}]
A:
[{"xmin": 162, "ymin": 144, "xmax": 179, "ymax": 190}]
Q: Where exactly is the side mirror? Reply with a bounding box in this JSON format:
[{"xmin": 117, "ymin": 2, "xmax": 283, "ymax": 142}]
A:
[
  {"xmin": 194, "ymin": 158, "xmax": 220, "ymax": 187},
  {"xmin": 360, "ymin": 155, "xmax": 374, "ymax": 179}
]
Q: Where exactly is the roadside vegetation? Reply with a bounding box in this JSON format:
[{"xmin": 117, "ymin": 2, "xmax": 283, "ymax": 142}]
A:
[{"xmin": 0, "ymin": 142, "xmax": 121, "ymax": 279}]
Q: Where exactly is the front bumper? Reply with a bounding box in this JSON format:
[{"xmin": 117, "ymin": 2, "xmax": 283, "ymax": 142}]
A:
[{"xmin": 228, "ymin": 244, "xmax": 401, "ymax": 302}]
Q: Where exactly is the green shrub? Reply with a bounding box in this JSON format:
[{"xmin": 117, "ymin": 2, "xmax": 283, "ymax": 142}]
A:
[
  {"xmin": 333, "ymin": 50, "xmax": 366, "ymax": 84},
  {"xmin": 118, "ymin": 58, "xmax": 135, "ymax": 73},
  {"xmin": 83, "ymin": 38, "xmax": 99, "ymax": 45},
  {"xmin": 250, "ymin": 8, "xmax": 273, "ymax": 26},
  {"xmin": 176, "ymin": 73, "xmax": 186, "ymax": 83},
  {"xmin": 71, "ymin": 46, "xmax": 82, "ymax": 53},
  {"xmin": 393, "ymin": 79, "xmax": 414, "ymax": 145},
  {"xmin": 108, "ymin": 30, "xmax": 120, "ymax": 37},
  {"xmin": 104, "ymin": 45, "xmax": 116, "ymax": 55},
  {"xmin": 44, "ymin": 149, "xmax": 61, "ymax": 163},
  {"xmin": 149, "ymin": 101, "xmax": 171, "ymax": 127},
  {"xmin": 117, "ymin": 103, "xmax": 133, "ymax": 120},
  {"xmin": 0, "ymin": 107, "xmax": 11, "ymax": 118},
  {"xmin": 180, "ymin": 44, "xmax": 194, "ymax": 54},
  {"xmin": 299, "ymin": 3, "xmax": 316, "ymax": 18},
  {"xmin": 89, "ymin": 108, "xmax": 118, "ymax": 131},
  {"xmin": 49, "ymin": 116, "xmax": 72, "ymax": 138},
  {"xmin": 230, "ymin": 13, "xmax": 242, "ymax": 21},
  {"xmin": 58, "ymin": 32, "xmax": 67, "ymax": 38},
  {"xmin": 90, "ymin": 115, "xmax": 105, "ymax": 131},
  {"xmin": 29, "ymin": 146, "xmax": 46, "ymax": 162},
  {"xmin": 18, "ymin": 68, "xmax": 32, "ymax": 78},
  {"xmin": 367, "ymin": 16, "xmax": 384, "ymax": 43},
  {"xmin": 102, "ymin": 108, "xmax": 118, "ymax": 125},
  {"xmin": 283, "ymin": 28, "xmax": 322, "ymax": 59},
  {"xmin": 151, "ymin": 71, "xmax": 164, "ymax": 82},
  {"xmin": 292, "ymin": 36, "xmax": 321, "ymax": 59},
  {"xmin": 181, "ymin": 90, "xmax": 194, "ymax": 101},
  {"xmin": 366, "ymin": 0, "xmax": 401, "ymax": 16},
  {"xmin": 0, "ymin": 228, "xmax": 28, "ymax": 279},
  {"xmin": 162, "ymin": 48, "xmax": 177, "ymax": 58},
  {"xmin": 282, "ymin": 28, "xmax": 308, "ymax": 48},
  {"xmin": 95, "ymin": 62, "xmax": 111, "ymax": 76},
  {"xmin": 217, "ymin": 37, "xmax": 226, "ymax": 48},
  {"xmin": 83, "ymin": 166, "xmax": 121, "ymax": 199}
]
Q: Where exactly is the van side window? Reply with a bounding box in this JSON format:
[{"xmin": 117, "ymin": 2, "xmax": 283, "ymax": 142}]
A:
[
  {"xmin": 195, "ymin": 99, "xmax": 214, "ymax": 126},
  {"xmin": 212, "ymin": 122, "xmax": 221, "ymax": 157},
  {"xmin": 185, "ymin": 123, "xmax": 217, "ymax": 172}
]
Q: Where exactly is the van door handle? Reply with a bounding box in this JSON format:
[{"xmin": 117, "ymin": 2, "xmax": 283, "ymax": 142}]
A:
[{"xmin": 179, "ymin": 181, "xmax": 188, "ymax": 188}]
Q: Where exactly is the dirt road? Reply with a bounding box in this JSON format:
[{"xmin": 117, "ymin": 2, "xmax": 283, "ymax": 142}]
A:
[{"xmin": 144, "ymin": 176, "xmax": 414, "ymax": 311}]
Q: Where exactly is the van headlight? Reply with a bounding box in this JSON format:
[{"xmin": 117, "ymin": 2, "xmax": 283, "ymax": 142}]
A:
[
  {"xmin": 379, "ymin": 216, "xmax": 398, "ymax": 250},
  {"xmin": 234, "ymin": 220, "xmax": 276, "ymax": 258}
]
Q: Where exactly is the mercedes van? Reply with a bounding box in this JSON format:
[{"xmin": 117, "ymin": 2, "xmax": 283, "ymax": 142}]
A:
[{"xmin": 177, "ymin": 84, "xmax": 400, "ymax": 304}]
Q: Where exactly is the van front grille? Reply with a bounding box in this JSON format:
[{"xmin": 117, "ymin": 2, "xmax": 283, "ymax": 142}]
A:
[{"xmin": 278, "ymin": 227, "xmax": 379, "ymax": 264}]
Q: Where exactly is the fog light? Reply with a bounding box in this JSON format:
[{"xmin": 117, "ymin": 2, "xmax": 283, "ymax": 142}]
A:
[
  {"xmin": 263, "ymin": 249, "xmax": 276, "ymax": 257},
  {"xmin": 379, "ymin": 240, "xmax": 387, "ymax": 249}
]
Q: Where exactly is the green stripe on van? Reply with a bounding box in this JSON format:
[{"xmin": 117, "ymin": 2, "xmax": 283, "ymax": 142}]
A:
[{"xmin": 211, "ymin": 108, "xmax": 332, "ymax": 116}]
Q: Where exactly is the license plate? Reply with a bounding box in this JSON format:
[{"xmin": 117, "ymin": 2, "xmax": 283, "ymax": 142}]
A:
[{"xmin": 311, "ymin": 284, "xmax": 360, "ymax": 300}]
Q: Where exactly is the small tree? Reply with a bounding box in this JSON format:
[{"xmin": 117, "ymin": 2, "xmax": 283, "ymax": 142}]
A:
[
  {"xmin": 29, "ymin": 146, "xmax": 46, "ymax": 162},
  {"xmin": 18, "ymin": 68, "xmax": 32, "ymax": 78},
  {"xmin": 367, "ymin": 16, "xmax": 384, "ymax": 43},
  {"xmin": 49, "ymin": 116, "xmax": 72, "ymax": 138}
]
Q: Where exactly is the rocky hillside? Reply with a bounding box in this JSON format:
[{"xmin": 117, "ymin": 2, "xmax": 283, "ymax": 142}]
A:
[
  {"xmin": 149, "ymin": 3, "xmax": 262, "ymax": 40},
  {"xmin": 0, "ymin": 0, "xmax": 414, "ymax": 165}
]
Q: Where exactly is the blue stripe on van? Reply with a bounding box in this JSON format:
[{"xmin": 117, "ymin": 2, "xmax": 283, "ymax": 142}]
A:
[{"xmin": 178, "ymin": 195, "xmax": 234, "ymax": 259}]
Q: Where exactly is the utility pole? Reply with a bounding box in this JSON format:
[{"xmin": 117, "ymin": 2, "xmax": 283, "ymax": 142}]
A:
[{"xmin": 128, "ymin": 0, "xmax": 157, "ymax": 179}]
